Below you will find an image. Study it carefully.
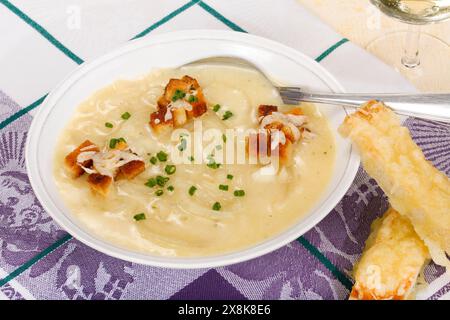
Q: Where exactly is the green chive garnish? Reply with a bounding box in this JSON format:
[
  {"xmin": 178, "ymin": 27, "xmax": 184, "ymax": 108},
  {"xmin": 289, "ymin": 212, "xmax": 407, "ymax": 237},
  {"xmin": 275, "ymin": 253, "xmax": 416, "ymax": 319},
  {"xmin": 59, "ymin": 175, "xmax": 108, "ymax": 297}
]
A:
[
  {"xmin": 167, "ymin": 185, "xmax": 174, "ymax": 192},
  {"xmin": 165, "ymin": 165, "xmax": 176, "ymax": 175},
  {"xmin": 157, "ymin": 151, "xmax": 168, "ymax": 162},
  {"xmin": 156, "ymin": 175, "xmax": 169, "ymax": 187},
  {"xmin": 155, "ymin": 189, "xmax": 164, "ymax": 196},
  {"xmin": 109, "ymin": 137, "xmax": 126, "ymax": 149},
  {"xmin": 222, "ymin": 134, "xmax": 227, "ymax": 143},
  {"xmin": 213, "ymin": 104, "xmax": 221, "ymax": 112},
  {"xmin": 105, "ymin": 122, "xmax": 113, "ymax": 128},
  {"xmin": 215, "ymin": 145, "xmax": 222, "ymax": 151},
  {"xmin": 145, "ymin": 178, "xmax": 157, "ymax": 188},
  {"xmin": 150, "ymin": 156, "xmax": 157, "ymax": 165},
  {"xmin": 187, "ymin": 95, "xmax": 198, "ymax": 103},
  {"xmin": 227, "ymin": 174, "xmax": 234, "ymax": 180},
  {"xmin": 207, "ymin": 161, "xmax": 221, "ymax": 169},
  {"xmin": 178, "ymin": 138, "xmax": 187, "ymax": 152},
  {"xmin": 219, "ymin": 184, "xmax": 229, "ymax": 191},
  {"xmin": 212, "ymin": 202, "xmax": 221, "ymax": 211},
  {"xmin": 121, "ymin": 112, "xmax": 131, "ymax": 120},
  {"xmin": 188, "ymin": 186, "xmax": 197, "ymax": 196},
  {"xmin": 234, "ymin": 190, "xmax": 245, "ymax": 197},
  {"xmin": 133, "ymin": 213, "xmax": 146, "ymax": 221},
  {"xmin": 188, "ymin": 156, "xmax": 195, "ymax": 162},
  {"xmin": 172, "ymin": 90, "xmax": 186, "ymax": 102},
  {"xmin": 222, "ymin": 111, "xmax": 233, "ymax": 120}
]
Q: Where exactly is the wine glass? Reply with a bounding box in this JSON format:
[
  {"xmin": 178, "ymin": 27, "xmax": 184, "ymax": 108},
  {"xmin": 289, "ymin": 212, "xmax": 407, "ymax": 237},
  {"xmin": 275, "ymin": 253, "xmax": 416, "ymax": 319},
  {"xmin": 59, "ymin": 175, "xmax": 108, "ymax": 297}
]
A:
[{"xmin": 367, "ymin": 0, "xmax": 450, "ymax": 91}]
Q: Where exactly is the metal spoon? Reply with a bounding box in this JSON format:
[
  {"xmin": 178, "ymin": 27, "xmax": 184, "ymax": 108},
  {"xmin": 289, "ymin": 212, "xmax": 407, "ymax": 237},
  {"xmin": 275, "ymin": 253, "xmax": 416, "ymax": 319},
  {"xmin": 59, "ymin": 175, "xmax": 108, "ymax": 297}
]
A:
[{"xmin": 183, "ymin": 56, "xmax": 450, "ymax": 122}]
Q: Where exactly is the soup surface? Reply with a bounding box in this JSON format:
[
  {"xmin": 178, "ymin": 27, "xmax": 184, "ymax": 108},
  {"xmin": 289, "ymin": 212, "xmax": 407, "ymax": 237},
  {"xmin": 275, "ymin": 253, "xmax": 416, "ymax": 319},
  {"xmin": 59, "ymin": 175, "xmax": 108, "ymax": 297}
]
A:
[{"xmin": 53, "ymin": 65, "xmax": 336, "ymax": 257}]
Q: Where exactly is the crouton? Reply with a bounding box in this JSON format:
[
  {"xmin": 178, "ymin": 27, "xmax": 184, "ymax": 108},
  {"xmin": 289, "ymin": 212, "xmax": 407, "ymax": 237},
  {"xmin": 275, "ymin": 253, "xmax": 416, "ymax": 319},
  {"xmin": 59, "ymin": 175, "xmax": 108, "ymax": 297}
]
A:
[
  {"xmin": 87, "ymin": 173, "xmax": 113, "ymax": 196},
  {"xmin": 65, "ymin": 140, "xmax": 99, "ymax": 178},
  {"xmin": 258, "ymin": 105, "xmax": 278, "ymax": 118},
  {"xmin": 150, "ymin": 75, "xmax": 207, "ymax": 133},
  {"xmin": 150, "ymin": 106, "xmax": 174, "ymax": 135},
  {"xmin": 116, "ymin": 160, "xmax": 146, "ymax": 180},
  {"xmin": 172, "ymin": 107, "xmax": 188, "ymax": 127},
  {"xmin": 248, "ymin": 105, "xmax": 307, "ymax": 168}
]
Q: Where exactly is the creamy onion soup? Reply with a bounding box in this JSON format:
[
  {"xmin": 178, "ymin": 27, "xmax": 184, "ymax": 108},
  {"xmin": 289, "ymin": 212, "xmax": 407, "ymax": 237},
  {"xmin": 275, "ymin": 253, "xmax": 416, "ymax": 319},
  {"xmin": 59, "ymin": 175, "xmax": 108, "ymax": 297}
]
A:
[{"xmin": 53, "ymin": 66, "xmax": 336, "ymax": 257}]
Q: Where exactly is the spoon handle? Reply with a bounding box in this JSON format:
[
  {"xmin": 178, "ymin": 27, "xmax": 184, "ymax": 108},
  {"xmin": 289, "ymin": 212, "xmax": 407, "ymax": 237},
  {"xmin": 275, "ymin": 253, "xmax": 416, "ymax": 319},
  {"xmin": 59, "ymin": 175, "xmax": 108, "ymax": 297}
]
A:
[{"xmin": 278, "ymin": 87, "xmax": 450, "ymax": 122}]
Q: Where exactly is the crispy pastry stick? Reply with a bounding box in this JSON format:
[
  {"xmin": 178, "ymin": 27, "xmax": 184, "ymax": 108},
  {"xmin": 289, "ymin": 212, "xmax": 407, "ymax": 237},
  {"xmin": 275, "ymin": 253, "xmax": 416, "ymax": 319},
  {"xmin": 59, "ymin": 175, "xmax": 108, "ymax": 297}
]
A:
[
  {"xmin": 350, "ymin": 208, "xmax": 428, "ymax": 300},
  {"xmin": 339, "ymin": 100, "xmax": 450, "ymax": 268}
]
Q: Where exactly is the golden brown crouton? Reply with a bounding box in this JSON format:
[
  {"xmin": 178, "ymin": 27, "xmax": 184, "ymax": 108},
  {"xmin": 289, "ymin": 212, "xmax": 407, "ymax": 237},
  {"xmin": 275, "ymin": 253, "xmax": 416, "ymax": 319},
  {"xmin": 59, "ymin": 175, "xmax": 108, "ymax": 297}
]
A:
[
  {"xmin": 249, "ymin": 105, "xmax": 306, "ymax": 167},
  {"xmin": 116, "ymin": 160, "xmax": 146, "ymax": 180},
  {"xmin": 87, "ymin": 173, "xmax": 113, "ymax": 196},
  {"xmin": 65, "ymin": 140, "xmax": 99, "ymax": 178},
  {"xmin": 258, "ymin": 105, "xmax": 278, "ymax": 117},
  {"xmin": 150, "ymin": 106, "xmax": 174, "ymax": 134},
  {"xmin": 150, "ymin": 76, "xmax": 207, "ymax": 133}
]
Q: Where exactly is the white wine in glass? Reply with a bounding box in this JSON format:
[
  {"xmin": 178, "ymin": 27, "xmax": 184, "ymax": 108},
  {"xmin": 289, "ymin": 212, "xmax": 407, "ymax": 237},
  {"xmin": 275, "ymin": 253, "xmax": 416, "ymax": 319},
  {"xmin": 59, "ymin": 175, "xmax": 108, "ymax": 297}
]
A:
[
  {"xmin": 374, "ymin": 0, "xmax": 450, "ymax": 24},
  {"xmin": 368, "ymin": 0, "xmax": 450, "ymax": 91}
]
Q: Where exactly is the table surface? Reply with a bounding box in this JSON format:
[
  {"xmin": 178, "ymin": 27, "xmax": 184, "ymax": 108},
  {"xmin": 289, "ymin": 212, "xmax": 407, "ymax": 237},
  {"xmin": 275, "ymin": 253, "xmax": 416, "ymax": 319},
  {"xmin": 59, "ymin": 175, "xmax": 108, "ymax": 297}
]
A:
[{"xmin": 299, "ymin": 0, "xmax": 450, "ymax": 92}]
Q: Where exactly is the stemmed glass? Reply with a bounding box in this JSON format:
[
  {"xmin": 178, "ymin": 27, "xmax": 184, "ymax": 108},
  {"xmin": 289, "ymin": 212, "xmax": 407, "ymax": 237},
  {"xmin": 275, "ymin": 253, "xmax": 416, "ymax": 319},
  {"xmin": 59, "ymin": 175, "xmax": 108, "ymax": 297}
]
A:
[{"xmin": 367, "ymin": 0, "xmax": 450, "ymax": 91}]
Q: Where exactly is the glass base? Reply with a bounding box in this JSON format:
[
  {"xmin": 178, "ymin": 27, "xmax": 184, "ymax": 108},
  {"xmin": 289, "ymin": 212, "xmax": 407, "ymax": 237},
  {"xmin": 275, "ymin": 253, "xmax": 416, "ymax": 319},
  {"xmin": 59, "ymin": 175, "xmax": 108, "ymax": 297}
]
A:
[{"xmin": 366, "ymin": 31, "xmax": 450, "ymax": 92}]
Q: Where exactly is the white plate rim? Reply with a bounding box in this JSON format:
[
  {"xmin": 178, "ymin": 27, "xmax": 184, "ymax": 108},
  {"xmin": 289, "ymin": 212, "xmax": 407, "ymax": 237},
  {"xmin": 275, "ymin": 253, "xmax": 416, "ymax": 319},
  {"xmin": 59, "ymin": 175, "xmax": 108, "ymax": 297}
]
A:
[{"xmin": 26, "ymin": 30, "xmax": 360, "ymax": 268}]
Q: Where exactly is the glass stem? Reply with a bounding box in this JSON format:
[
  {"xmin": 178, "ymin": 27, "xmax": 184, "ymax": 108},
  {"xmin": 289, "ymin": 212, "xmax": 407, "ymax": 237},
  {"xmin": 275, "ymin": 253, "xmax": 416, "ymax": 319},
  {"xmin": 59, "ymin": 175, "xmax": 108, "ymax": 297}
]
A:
[{"xmin": 401, "ymin": 24, "xmax": 421, "ymax": 68}]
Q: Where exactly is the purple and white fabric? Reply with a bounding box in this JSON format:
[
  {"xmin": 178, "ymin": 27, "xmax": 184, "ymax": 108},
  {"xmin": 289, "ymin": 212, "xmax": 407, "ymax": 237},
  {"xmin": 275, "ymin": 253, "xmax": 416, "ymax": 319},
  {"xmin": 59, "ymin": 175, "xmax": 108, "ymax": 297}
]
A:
[{"xmin": 0, "ymin": 0, "xmax": 448, "ymax": 300}]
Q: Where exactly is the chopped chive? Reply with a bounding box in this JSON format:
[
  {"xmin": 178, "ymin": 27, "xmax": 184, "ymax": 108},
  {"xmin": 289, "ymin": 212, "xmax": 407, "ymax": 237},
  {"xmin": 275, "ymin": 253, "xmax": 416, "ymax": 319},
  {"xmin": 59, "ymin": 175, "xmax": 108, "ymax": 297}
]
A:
[
  {"xmin": 188, "ymin": 186, "xmax": 197, "ymax": 196},
  {"xmin": 155, "ymin": 189, "xmax": 164, "ymax": 196},
  {"xmin": 167, "ymin": 185, "xmax": 174, "ymax": 192},
  {"xmin": 213, "ymin": 104, "xmax": 221, "ymax": 112},
  {"xmin": 109, "ymin": 137, "xmax": 127, "ymax": 149},
  {"xmin": 109, "ymin": 138, "xmax": 117, "ymax": 149},
  {"xmin": 172, "ymin": 89, "xmax": 186, "ymax": 102},
  {"xmin": 188, "ymin": 156, "xmax": 195, "ymax": 162},
  {"xmin": 133, "ymin": 213, "xmax": 146, "ymax": 221},
  {"xmin": 234, "ymin": 190, "xmax": 245, "ymax": 197},
  {"xmin": 212, "ymin": 202, "xmax": 221, "ymax": 211},
  {"xmin": 187, "ymin": 95, "xmax": 198, "ymax": 103},
  {"xmin": 219, "ymin": 184, "xmax": 229, "ymax": 191},
  {"xmin": 156, "ymin": 175, "xmax": 169, "ymax": 187},
  {"xmin": 222, "ymin": 111, "xmax": 233, "ymax": 120},
  {"xmin": 207, "ymin": 161, "xmax": 221, "ymax": 169},
  {"xmin": 105, "ymin": 122, "xmax": 113, "ymax": 128},
  {"xmin": 227, "ymin": 174, "xmax": 234, "ymax": 180},
  {"xmin": 157, "ymin": 151, "xmax": 168, "ymax": 162},
  {"xmin": 121, "ymin": 112, "xmax": 131, "ymax": 120},
  {"xmin": 150, "ymin": 156, "xmax": 157, "ymax": 165},
  {"xmin": 145, "ymin": 178, "xmax": 157, "ymax": 188},
  {"xmin": 222, "ymin": 134, "xmax": 227, "ymax": 143},
  {"xmin": 178, "ymin": 138, "xmax": 187, "ymax": 152},
  {"xmin": 165, "ymin": 165, "xmax": 176, "ymax": 175}
]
